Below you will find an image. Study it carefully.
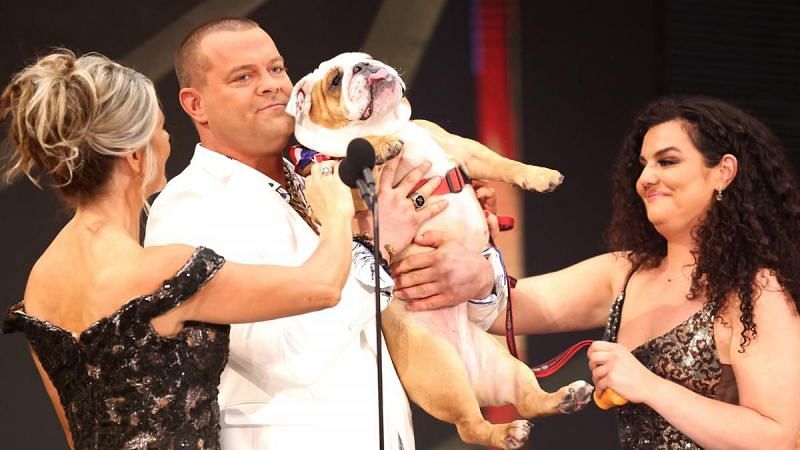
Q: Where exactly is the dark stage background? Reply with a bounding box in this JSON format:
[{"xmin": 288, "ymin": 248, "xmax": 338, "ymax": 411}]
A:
[{"xmin": 0, "ymin": 1, "xmax": 798, "ymax": 448}]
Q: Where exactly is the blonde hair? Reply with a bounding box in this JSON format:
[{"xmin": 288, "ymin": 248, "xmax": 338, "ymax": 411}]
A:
[{"xmin": 0, "ymin": 49, "xmax": 160, "ymax": 209}]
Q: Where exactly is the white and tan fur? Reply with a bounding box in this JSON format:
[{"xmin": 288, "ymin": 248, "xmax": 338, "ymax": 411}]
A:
[{"xmin": 287, "ymin": 53, "xmax": 592, "ymax": 450}]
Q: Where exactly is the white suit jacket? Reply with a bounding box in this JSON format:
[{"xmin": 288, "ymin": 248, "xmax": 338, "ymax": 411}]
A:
[{"xmin": 145, "ymin": 145, "xmax": 414, "ymax": 450}]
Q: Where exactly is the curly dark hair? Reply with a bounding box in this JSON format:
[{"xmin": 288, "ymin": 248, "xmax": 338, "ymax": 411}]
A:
[{"xmin": 607, "ymin": 96, "xmax": 800, "ymax": 349}]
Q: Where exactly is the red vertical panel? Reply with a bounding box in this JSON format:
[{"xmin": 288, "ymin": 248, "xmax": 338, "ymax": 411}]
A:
[
  {"xmin": 473, "ymin": 1, "xmax": 525, "ymax": 448},
  {"xmin": 474, "ymin": 0, "xmax": 518, "ymax": 160}
]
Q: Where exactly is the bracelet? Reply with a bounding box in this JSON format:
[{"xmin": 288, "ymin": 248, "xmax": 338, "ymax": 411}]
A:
[{"xmin": 383, "ymin": 244, "xmax": 397, "ymax": 263}]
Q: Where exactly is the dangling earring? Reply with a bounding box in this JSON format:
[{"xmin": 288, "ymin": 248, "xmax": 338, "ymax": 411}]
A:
[{"xmin": 715, "ymin": 187, "xmax": 724, "ymax": 201}]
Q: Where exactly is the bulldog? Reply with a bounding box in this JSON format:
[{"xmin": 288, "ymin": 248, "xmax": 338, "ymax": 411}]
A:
[{"xmin": 287, "ymin": 52, "xmax": 593, "ymax": 450}]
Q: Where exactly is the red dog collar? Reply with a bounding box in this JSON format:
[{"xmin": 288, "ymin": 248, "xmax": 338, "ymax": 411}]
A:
[{"xmin": 411, "ymin": 166, "xmax": 471, "ymax": 196}]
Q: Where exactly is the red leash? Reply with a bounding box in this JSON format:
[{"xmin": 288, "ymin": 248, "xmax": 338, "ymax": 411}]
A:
[
  {"xmin": 531, "ymin": 340, "xmax": 593, "ymax": 378},
  {"xmin": 491, "ymin": 218, "xmax": 590, "ymax": 378}
]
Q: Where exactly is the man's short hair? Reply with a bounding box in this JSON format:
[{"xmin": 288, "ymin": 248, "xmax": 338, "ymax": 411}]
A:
[{"xmin": 175, "ymin": 17, "xmax": 260, "ymax": 89}]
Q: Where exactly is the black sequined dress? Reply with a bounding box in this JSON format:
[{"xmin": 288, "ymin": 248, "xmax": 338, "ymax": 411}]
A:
[
  {"xmin": 604, "ymin": 273, "xmax": 737, "ymax": 450},
  {"xmin": 1, "ymin": 247, "xmax": 229, "ymax": 449}
]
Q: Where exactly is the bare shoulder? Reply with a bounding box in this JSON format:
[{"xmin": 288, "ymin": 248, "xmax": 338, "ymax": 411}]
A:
[
  {"xmin": 608, "ymin": 251, "xmax": 634, "ymax": 277},
  {"xmin": 730, "ymin": 269, "xmax": 800, "ymax": 320},
  {"xmin": 86, "ymin": 243, "xmax": 200, "ymax": 304},
  {"xmin": 23, "ymin": 233, "xmax": 198, "ymax": 329},
  {"xmin": 752, "ymin": 269, "xmax": 800, "ymax": 318},
  {"xmin": 723, "ymin": 269, "xmax": 800, "ymax": 348},
  {"xmin": 575, "ymin": 251, "xmax": 632, "ymax": 292},
  {"xmin": 131, "ymin": 245, "xmax": 201, "ymax": 288}
]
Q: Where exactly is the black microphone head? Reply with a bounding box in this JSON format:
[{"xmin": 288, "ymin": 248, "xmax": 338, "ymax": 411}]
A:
[
  {"xmin": 338, "ymin": 138, "xmax": 375, "ymax": 188},
  {"xmin": 338, "ymin": 159, "xmax": 359, "ymax": 188},
  {"xmin": 347, "ymin": 138, "xmax": 376, "ymax": 170}
]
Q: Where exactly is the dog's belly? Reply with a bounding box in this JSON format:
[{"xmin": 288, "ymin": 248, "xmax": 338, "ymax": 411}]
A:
[
  {"xmin": 391, "ymin": 303, "xmax": 484, "ymax": 382},
  {"xmin": 387, "ymin": 124, "xmax": 494, "ymax": 383}
]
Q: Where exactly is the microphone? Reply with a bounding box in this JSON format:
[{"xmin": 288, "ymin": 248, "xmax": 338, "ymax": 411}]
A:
[
  {"xmin": 339, "ymin": 138, "xmax": 377, "ymax": 207},
  {"xmin": 339, "ymin": 137, "xmax": 385, "ymax": 448}
]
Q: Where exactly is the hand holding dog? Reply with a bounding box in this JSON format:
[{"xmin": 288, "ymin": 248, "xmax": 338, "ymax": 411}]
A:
[
  {"xmin": 392, "ymin": 230, "xmax": 495, "ymax": 310},
  {"xmin": 376, "ymin": 154, "xmax": 449, "ymax": 260}
]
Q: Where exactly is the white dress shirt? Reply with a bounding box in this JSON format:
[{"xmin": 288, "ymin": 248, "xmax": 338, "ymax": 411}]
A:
[{"xmin": 145, "ymin": 144, "xmax": 414, "ymax": 450}]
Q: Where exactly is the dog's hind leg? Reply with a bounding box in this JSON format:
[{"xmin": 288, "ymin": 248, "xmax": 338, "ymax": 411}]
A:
[
  {"xmin": 469, "ymin": 328, "xmax": 594, "ymax": 417},
  {"xmin": 382, "ymin": 305, "xmax": 532, "ymax": 449}
]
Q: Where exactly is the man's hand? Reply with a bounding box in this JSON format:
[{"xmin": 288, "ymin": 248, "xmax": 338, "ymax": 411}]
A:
[
  {"xmin": 375, "ymin": 154, "xmax": 448, "ymax": 260},
  {"xmin": 392, "ymin": 231, "xmax": 495, "ymax": 310}
]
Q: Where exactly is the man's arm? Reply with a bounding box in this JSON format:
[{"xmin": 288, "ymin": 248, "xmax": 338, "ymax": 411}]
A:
[{"xmin": 391, "ymin": 230, "xmax": 505, "ymax": 330}]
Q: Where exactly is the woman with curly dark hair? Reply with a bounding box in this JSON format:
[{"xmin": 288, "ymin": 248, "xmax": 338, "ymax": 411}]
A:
[{"xmin": 398, "ymin": 96, "xmax": 800, "ymax": 449}]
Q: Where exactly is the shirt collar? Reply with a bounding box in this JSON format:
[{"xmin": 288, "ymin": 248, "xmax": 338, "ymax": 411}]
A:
[{"xmin": 190, "ymin": 143, "xmax": 302, "ymax": 204}]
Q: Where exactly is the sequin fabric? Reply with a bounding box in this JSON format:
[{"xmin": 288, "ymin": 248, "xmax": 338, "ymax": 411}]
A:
[
  {"xmin": 604, "ymin": 284, "xmax": 723, "ymax": 450},
  {"xmin": 1, "ymin": 247, "xmax": 228, "ymax": 449}
]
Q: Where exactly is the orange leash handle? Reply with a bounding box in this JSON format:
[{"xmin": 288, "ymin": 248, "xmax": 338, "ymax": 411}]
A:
[{"xmin": 593, "ymin": 387, "xmax": 628, "ymax": 409}]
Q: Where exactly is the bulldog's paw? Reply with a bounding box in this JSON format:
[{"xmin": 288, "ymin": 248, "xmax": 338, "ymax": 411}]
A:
[
  {"xmin": 365, "ymin": 135, "xmax": 404, "ymax": 165},
  {"xmin": 516, "ymin": 166, "xmax": 564, "ymax": 193},
  {"xmin": 558, "ymin": 380, "xmax": 594, "ymax": 414},
  {"xmin": 503, "ymin": 420, "xmax": 532, "ymax": 450}
]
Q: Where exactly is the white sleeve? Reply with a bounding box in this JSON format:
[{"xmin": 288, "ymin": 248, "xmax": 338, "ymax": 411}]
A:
[{"xmin": 467, "ymin": 246, "xmax": 509, "ymax": 331}]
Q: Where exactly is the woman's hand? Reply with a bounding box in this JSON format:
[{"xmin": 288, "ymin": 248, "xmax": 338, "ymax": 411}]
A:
[
  {"xmin": 376, "ymin": 154, "xmax": 448, "ymax": 260},
  {"xmin": 305, "ymin": 161, "xmax": 355, "ymax": 225},
  {"xmin": 473, "ymin": 179, "xmax": 497, "ymax": 214},
  {"xmin": 588, "ymin": 340, "xmax": 658, "ymax": 404},
  {"xmin": 472, "ymin": 179, "xmax": 501, "ymax": 241}
]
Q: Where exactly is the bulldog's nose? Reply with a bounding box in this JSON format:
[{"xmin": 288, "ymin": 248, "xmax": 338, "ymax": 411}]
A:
[{"xmin": 353, "ymin": 62, "xmax": 373, "ymax": 74}]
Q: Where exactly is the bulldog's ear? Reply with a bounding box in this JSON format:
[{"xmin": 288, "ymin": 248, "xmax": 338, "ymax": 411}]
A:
[{"xmin": 287, "ymin": 76, "xmax": 311, "ymax": 125}]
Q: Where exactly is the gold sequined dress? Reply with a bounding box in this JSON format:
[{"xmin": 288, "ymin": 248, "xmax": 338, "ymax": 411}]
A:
[{"xmin": 603, "ymin": 277, "xmax": 738, "ymax": 450}]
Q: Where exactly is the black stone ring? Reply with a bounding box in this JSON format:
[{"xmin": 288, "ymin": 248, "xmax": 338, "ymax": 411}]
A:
[{"xmin": 408, "ymin": 192, "xmax": 426, "ymax": 210}]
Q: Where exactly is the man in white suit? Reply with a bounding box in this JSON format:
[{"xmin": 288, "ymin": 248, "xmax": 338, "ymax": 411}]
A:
[{"xmin": 145, "ymin": 18, "xmax": 507, "ymax": 450}]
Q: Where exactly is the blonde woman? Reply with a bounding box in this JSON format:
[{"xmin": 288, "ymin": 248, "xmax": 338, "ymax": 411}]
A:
[{"xmin": 0, "ymin": 50, "xmax": 356, "ymax": 449}]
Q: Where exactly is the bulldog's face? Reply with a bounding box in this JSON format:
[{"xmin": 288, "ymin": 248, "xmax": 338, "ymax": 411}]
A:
[
  {"xmin": 287, "ymin": 53, "xmax": 411, "ymax": 156},
  {"xmin": 290, "ymin": 53, "xmax": 406, "ymax": 128}
]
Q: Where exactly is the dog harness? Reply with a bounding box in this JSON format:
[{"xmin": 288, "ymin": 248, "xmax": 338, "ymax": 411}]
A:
[
  {"xmin": 288, "ymin": 144, "xmax": 473, "ymax": 198},
  {"xmin": 409, "ymin": 166, "xmax": 471, "ymax": 196}
]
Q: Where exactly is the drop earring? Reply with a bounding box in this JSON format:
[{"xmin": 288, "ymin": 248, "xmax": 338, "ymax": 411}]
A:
[{"xmin": 715, "ymin": 187, "xmax": 724, "ymax": 201}]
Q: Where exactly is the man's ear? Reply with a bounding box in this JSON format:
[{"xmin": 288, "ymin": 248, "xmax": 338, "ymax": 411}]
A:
[
  {"xmin": 718, "ymin": 153, "xmax": 738, "ymax": 189},
  {"xmin": 179, "ymin": 87, "xmax": 208, "ymax": 125}
]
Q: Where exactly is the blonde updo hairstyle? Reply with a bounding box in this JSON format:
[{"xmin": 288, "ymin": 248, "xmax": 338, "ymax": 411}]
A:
[{"xmin": 0, "ymin": 49, "xmax": 160, "ymax": 208}]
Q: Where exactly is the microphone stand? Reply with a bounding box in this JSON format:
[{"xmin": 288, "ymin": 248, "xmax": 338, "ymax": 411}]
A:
[{"xmin": 358, "ymin": 177, "xmax": 385, "ymax": 450}]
